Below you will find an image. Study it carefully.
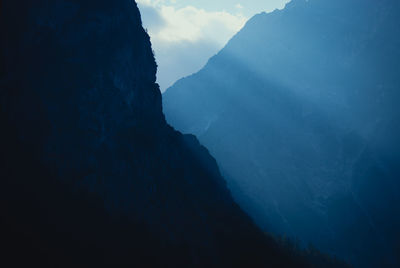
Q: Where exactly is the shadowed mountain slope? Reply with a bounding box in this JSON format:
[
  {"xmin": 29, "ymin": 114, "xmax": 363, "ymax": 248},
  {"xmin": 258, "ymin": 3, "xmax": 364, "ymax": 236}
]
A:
[
  {"xmin": 163, "ymin": 0, "xmax": 400, "ymax": 267},
  {"xmin": 0, "ymin": 0, "xmax": 334, "ymax": 267}
]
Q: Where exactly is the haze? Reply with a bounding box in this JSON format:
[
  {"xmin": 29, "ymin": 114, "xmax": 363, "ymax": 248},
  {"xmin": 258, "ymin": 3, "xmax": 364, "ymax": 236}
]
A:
[{"xmin": 137, "ymin": 0, "xmax": 290, "ymax": 91}]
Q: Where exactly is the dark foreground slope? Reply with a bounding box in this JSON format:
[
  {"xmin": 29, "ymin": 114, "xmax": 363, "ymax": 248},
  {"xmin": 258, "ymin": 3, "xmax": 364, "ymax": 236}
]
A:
[
  {"xmin": 0, "ymin": 1, "xmax": 318, "ymax": 267},
  {"xmin": 163, "ymin": 0, "xmax": 400, "ymax": 267}
]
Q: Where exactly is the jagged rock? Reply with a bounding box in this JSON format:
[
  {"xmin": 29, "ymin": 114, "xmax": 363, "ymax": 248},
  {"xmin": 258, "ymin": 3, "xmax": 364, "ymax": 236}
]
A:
[{"xmin": 0, "ymin": 1, "xmax": 310, "ymax": 267}]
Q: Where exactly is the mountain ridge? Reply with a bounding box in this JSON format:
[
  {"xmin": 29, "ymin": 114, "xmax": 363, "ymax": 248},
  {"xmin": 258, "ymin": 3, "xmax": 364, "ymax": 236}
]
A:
[
  {"xmin": 0, "ymin": 1, "xmax": 320, "ymax": 267},
  {"xmin": 163, "ymin": 0, "xmax": 400, "ymax": 267}
]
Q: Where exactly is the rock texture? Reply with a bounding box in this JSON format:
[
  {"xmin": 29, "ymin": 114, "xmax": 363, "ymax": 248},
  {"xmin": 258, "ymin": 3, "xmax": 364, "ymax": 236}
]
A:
[
  {"xmin": 163, "ymin": 0, "xmax": 400, "ymax": 267},
  {"xmin": 0, "ymin": 1, "xmax": 310, "ymax": 267}
]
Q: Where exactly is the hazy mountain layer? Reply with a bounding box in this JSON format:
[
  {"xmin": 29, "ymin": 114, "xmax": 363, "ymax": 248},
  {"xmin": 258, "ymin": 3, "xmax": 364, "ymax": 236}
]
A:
[{"xmin": 164, "ymin": 0, "xmax": 400, "ymax": 267}]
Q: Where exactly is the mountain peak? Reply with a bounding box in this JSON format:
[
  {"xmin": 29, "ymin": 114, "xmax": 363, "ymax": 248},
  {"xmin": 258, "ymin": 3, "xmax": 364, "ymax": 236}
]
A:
[{"xmin": 0, "ymin": 1, "xmax": 311, "ymax": 267}]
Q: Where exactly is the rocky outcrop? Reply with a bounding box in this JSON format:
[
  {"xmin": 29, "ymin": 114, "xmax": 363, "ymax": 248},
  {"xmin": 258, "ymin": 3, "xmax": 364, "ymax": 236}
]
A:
[{"xmin": 0, "ymin": 1, "xmax": 307, "ymax": 267}]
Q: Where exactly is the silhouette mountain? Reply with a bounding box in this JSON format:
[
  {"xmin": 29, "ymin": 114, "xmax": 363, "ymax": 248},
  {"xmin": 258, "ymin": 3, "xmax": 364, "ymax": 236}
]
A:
[
  {"xmin": 0, "ymin": 1, "xmax": 342, "ymax": 267},
  {"xmin": 163, "ymin": 0, "xmax": 400, "ymax": 267}
]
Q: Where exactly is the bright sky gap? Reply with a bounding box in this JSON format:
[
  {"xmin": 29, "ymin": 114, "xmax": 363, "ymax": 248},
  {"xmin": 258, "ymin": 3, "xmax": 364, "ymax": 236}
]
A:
[{"xmin": 137, "ymin": 0, "xmax": 290, "ymax": 91}]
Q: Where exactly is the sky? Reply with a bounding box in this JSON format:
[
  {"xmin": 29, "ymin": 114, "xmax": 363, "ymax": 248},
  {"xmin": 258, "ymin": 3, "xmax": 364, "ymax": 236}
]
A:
[{"xmin": 137, "ymin": 0, "xmax": 290, "ymax": 91}]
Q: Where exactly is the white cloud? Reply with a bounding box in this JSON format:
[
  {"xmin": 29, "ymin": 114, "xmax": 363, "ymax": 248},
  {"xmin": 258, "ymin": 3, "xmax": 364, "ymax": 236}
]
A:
[
  {"xmin": 138, "ymin": 0, "xmax": 246, "ymax": 45},
  {"xmin": 137, "ymin": 0, "xmax": 247, "ymax": 90}
]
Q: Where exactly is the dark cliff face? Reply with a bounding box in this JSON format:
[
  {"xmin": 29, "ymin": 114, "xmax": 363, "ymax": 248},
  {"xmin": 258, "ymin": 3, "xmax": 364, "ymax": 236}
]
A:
[
  {"xmin": 163, "ymin": 0, "xmax": 400, "ymax": 267},
  {"xmin": 0, "ymin": 1, "xmax": 309, "ymax": 267}
]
